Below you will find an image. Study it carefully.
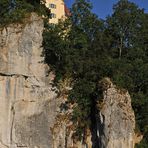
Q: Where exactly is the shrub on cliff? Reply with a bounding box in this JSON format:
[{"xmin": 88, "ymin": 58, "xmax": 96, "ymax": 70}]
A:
[{"xmin": 0, "ymin": 0, "xmax": 49, "ymax": 26}]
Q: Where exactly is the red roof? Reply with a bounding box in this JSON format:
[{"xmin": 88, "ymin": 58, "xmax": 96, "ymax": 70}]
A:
[{"xmin": 64, "ymin": 4, "xmax": 71, "ymax": 17}]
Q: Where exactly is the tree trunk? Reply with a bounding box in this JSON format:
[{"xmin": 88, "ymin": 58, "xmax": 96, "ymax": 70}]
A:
[{"xmin": 119, "ymin": 36, "xmax": 123, "ymax": 59}]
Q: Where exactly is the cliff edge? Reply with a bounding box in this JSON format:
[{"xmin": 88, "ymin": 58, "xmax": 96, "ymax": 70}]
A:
[
  {"xmin": 0, "ymin": 14, "xmax": 140, "ymax": 148},
  {"xmin": 92, "ymin": 78, "xmax": 139, "ymax": 148},
  {"xmin": 0, "ymin": 13, "xmax": 57, "ymax": 148}
]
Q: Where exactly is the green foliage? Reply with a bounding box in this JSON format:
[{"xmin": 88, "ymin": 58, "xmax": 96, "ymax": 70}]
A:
[
  {"xmin": 136, "ymin": 137, "xmax": 148, "ymax": 148},
  {"xmin": 43, "ymin": 0, "xmax": 148, "ymax": 144},
  {"xmin": 104, "ymin": 1, "xmax": 148, "ymax": 146},
  {"xmin": 106, "ymin": 0, "xmax": 144, "ymax": 59},
  {"xmin": 0, "ymin": 0, "xmax": 49, "ymax": 26}
]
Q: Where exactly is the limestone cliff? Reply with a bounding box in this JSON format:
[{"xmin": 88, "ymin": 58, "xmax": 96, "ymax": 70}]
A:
[
  {"xmin": 51, "ymin": 78, "xmax": 139, "ymax": 148},
  {"xmin": 0, "ymin": 13, "xmax": 58, "ymax": 148},
  {"xmin": 0, "ymin": 13, "xmax": 139, "ymax": 148},
  {"xmin": 92, "ymin": 78, "xmax": 138, "ymax": 148}
]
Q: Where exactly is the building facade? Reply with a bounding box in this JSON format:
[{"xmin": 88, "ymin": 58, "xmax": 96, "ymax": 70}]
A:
[{"xmin": 45, "ymin": 0, "xmax": 65, "ymax": 24}]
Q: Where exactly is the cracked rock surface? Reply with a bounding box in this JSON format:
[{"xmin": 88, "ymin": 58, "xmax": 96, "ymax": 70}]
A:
[
  {"xmin": 0, "ymin": 13, "xmax": 139, "ymax": 148},
  {"xmin": 0, "ymin": 13, "xmax": 57, "ymax": 148},
  {"xmin": 95, "ymin": 78, "xmax": 137, "ymax": 148}
]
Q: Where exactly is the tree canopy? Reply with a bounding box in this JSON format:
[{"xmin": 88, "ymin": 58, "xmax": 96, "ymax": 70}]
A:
[
  {"xmin": 43, "ymin": 0, "xmax": 148, "ymax": 146},
  {"xmin": 1, "ymin": 0, "xmax": 147, "ymax": 146},
  {"xmin": 0, "ymin": 0, "xmax": 49, "ymax": 26}
]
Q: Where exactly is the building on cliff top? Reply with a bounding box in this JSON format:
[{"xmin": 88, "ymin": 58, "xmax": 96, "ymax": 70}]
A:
[{"xmin": 45, "ymin": 0, "xmax": 70, "ymax": 24}]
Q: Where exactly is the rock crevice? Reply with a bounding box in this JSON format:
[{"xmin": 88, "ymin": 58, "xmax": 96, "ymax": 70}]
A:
[
  {"xmin": 0, "ymin": 14, "xmax": 139, "ymax": 148},
  {"xmin": 0, "ymin": 13, "xmax": 57, "ymax": 148},
  {"xmin": 95, "ymin": 78, "xmax": 136, "ymax": 148}
]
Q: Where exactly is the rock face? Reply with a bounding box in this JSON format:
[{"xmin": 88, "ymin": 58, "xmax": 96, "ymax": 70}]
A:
[
  {"xmin": 50, "ymin": 78, "xmax": 137, "ymax": 148},
  {"xmin": 94, "ymin": 78, "xmax": 136, "ymax": 148},
  {"xmin": 0, "ymin": 13, "xmax": 58, "ymax": 148},
  {"xmin": 0, "ymin": 14, "xmax": 138, "ymax": 148},
  {"xmin": 50, "ymin": 78, "xmax": 92, "ymax": 148}
]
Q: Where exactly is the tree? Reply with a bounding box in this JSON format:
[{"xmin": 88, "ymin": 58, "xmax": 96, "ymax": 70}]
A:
[
  {"xmin": 71, "ymin": 0, "xmax": 101, "ymax": 41},
  {"xmin": 106, "ymin": 0, "xmax": 144, "ymax": 59},
  {"xmin": 43, "ymin": 0, "xmax": 104, "ymax": 137},
  {"xmin": 43, "ymin": 0, "xmax": 148, "ymax": 145},
  {"xmin": 105, "ymin": 1, "xmax": 148, "ymax": 146},
  {"xmin": 0, "ymin": 0, "xmax": 49, "ymax": 26},
  {"xmin": 9, "ymin": 0, "xmax": 16, "ymax": 12}
]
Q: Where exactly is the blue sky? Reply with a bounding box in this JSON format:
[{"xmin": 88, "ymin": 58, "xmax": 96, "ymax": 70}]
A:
[{"xmin": 65, "ymin": 0, "xmax": 148, "ymax": 19}]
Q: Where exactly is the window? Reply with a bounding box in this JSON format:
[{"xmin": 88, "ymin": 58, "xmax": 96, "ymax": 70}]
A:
[
  {"xmin": 49, "ymin": 4, "xmax": 56, "ymax": 9},
  {"xmin": 50, "ymin": 13, "xmax": 56, "ymax": 18}
]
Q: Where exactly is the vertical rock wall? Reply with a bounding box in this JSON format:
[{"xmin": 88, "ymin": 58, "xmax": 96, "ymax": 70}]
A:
[
  {"xmin": 0, "ymin": 13, "xmax": 58, "ymax": 148},
  {"xmin": 0, "ymin": 14, "xmax": 139, "ymax": 148},
  {"xmin": 94, "ymin": 78, "xmax": 136, "ymax": 148}
]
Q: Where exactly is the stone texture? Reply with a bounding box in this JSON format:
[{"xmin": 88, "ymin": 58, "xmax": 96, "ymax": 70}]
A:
[
  {"xmin": 0, "ymin": 13, "xmax": 44, "ymax": 77},
  {"xmin": 51, "ymin": 105, "xmax": 92, "ymax": 148},
  {"xmin": 50, "ymin": 78, "xmax": 92, "ymax": 148},
  {"xmin": 96, "ymin": 78, "xmax": 136, "ymax": 148},
  {"xmin": 51, "ymin": 77, "xmax": 138, "ymax": 148},
  {"xmin": 0, "ymin": 13, "xmax": 139, "ymax": 148},
  {"xmin": 0, "ymin": 13, "xmax": 58, "ymax": 148}
]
